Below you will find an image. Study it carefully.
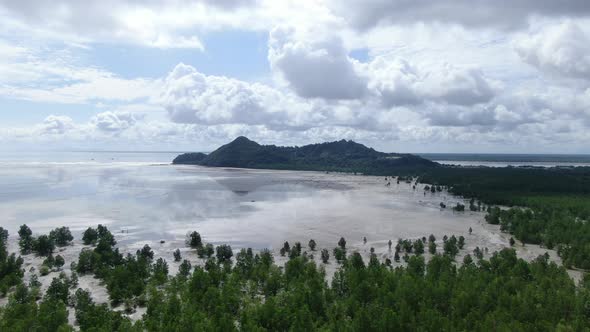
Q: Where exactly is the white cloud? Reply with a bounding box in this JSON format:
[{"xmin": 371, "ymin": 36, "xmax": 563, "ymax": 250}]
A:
[
  {"xmin": 0, "ymin": 41, "xmax": 160, "ymax": 104},
  {"xmin": 331, "ymin": 0, "xmax": 590, "ymax": 31},
  {"xmin": 39, "ymin": 115, "xmax": 76, "ymax": 135},
  {"xmin": 367, "ymin": 56, "xmax": 497, "ymax": 107},
  {"xmin": 515, "ymin": 21, "xmax": 590, "ymax": 80},
  {"xmin": 91, "ymin": 111, "xmax": 140, "ymax": 132},
  {"xmin": 1, "ymin": 2, "xmax": 590, "ymax": 153},
  {"xmin": 268, "ymin": 27, "xmax": 367, "ymax": 100}
]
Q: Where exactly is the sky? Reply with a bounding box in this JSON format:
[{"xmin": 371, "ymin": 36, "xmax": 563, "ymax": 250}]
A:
[{"xmin": 1, "ymin": 0, "xmax": 590, "ymax": 153}]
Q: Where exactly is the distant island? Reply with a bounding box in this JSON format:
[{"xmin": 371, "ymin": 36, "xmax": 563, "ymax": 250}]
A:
[
  {"xmin": 173, "ymin": 136, "xmax": 590, "ymax": 219},
  {"xmin": 173, "ymin": 136, "xmax": 438, "ymax": 174}
]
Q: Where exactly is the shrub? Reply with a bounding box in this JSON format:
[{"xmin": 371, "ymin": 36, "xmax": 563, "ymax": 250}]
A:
[
  {"xmin": 40, "ymin": 265, "xmax": 50, "ymax": 276},
  {"xmin": 137, "ymin": 245, "xmax": 154, "ymax": 261},
  {"xmin": 173, "ymin": 249, "xmax": 182, "ymax": 262},
  {"xmin": 82, "ymin": 227, "xmax": 99, "ymax": 245},
  {"xmin": 54, "ymin": 255, "xmax": 65, "ymax": 269},
  {"xmin": 186, "ymin": 231, "xmax": 202, "ymax": 248},
  {"xmin": 18, "ymin": 224, "xmax": 33, "ymax": 254},
  {"xmin": 178, "ymin": 260, "xmax": 192, "ymax": 277},
  {"xmin": 333, "ymin": 247, "xmax": 346, "ymax": 263},
  {"xmin": 338, "ymin": 237, "xmax": 346, "ymax": 250},
  {"xmin": 76, "ymin": 249, "xmax": 96, "ymax": 274},
  {"xmin": 308, "ymin": 239, "xmax": 317, "ymax": 251},
  {"xmin": 49, "ymin": 227, "xmax": 73, "ymax": 247},
  {"xmin": 216, "ymin": 244, "xmax": 233, "ymax": 263},
  {"xmin": 321, "ymin": 249, "xmax": 330, "ymax": 263},
  {"xmin": 33, "ymin": 235, "xmax": 55, "ymax": 257}
]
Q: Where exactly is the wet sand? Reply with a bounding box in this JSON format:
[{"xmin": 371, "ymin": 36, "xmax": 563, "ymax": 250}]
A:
[{"xmin": 0, "ymin": 164, "xmax": 581, "ymax": 314}]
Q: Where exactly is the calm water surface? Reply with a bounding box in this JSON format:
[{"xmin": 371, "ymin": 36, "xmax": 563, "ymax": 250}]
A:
[{"xmin": 0, "ymin": 152, "xmax": 481, "ymax": 251}]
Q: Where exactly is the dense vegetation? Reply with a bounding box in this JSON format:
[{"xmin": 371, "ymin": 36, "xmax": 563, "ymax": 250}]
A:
[
  {"xmin": 0, "ymin": 227, "xmax": 24, "ymax": 297},
  {"xmin": 173, "ymin": 136, "xmax": 437, "ymax": 173},
  {"xmin": 418, "ymin": 166, "xmax": 590, "ymax": 217},
  {"xmin": 416, "ymin": 166, "xmax": 590, "ymax": 269},
  {"xmin": 1, "ymin": 224, "xmax": 589, "ymax": 331}
]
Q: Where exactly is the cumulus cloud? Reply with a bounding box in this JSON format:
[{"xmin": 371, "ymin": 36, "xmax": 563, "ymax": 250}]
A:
[
  {"xmin": 2, "ymin": 1, "xmax": 590, "ymax": 153},
  {"xmin": 515, "ymin": 22, "xmax": 590, "ymax": 80},
  {"xmin": 39, "ymin": 115, "xmax": 76, "ymax": 135},
  {"xmin": 331, "ymin": 0, "xmax": 590, "ymax": 30},
  {"xmin": 0, "ymin": 0, "xmax": 248, "ymax": 49},
  {"xmin": 161, "ymin": 63, "xmax": 315, "ymax": 129},
  {"xmin": 91, "ymin": 111, "xmax": 140, "ymax": 132},
  {"xmin": 368, "ymin": 57, "xmax": 496, "ymax": 107},
  {"xmin": 269, "ymin": 27, "xmax": 367, "ymax": 100}
]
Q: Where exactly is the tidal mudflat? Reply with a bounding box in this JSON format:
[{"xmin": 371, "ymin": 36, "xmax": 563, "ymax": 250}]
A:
[{"xmin": 0, "ymin": 161, "xmax": 575, "ymax": 311}]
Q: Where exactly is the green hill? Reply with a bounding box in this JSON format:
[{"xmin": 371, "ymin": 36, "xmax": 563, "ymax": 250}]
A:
[{"xmin": 173, "ymin": 136, "xmax": 438, "ymax": 174}]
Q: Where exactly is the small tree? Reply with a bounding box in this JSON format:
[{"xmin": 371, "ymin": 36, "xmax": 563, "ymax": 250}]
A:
[
  {"xmin": 333, "ymin": 247, "xmax": 346, "ymax": 263},
  {"xmin": 45, "ymin": 277, "xmax": 69, "ymax": 304},
  {"xmin": 394, "ymin": 251, "xmax": 400, "ymax": 262},
  {"xmin": 469, "ymin": 227, "xmax": 472, "ymax": 235},
  {"xmin": 54, "ymin": 255, "xmax": 65, "ymax": 270},
  {"xmin": 453, "ymin": 203, "xmax": 465, "ymax": 212},
  {"xmin": 509, "ymin": 237, "xmax": 515, "ymax": 246},
  {"xmin": 428, "ymin": 241, "xmax": 436, "ymax": 255},
  {"xmin": 0, "ymin": 227, "xmax": 7, "ymax": 243},
  {"xmin": 179, "ymin": 260, "xmax": 192, "ymax": 277},
  {"xmin": 173, "ymin": 249, "xmax": 182, "ymax": 262},
  {"xmin": 289, "ymin": 242, "xmax": 302, "ymax": 259},
  {"xmin": 428, "ymin": 234, "xmax": 436, "ymax": 243},
  {"xmin": 363, "ymin": 236, "xmax": 367, "ymax": 245},
  {"xmin": 152, "ymin": 258, "xmax": 169, "ymax": 285},
  {"xmin": 463, "ymin": 254, "xmax": 473, "ymax": 265},
  {"xmin": 186, "ymin": 231, "xmax": 202, "ymax": 248},
  {"xmin": 321, "ymin": 248, "xmax": 330, "ymax": 263},
  {"xmin": 443, "ymin": 240, "xmax": 458, "ymax": 259},
  {"xmin": 338, "ymin": 237, "xmax": 346, "ymax": 250},
  {"xmin": 414, "ymin": 240, "xmax": 424, "ymax": 255},
  {"xmin": 43, "ymin": 255, "xmax": 55, "ymax": 268},
  {"xmin": 49, "ymin": 227, "xmax": 73, "ymax": 247},
  {"xmin": 18, "ymin": 224, "xmax": 34, "ymax": 254},
  {"xmin": 76, "ymin": 249, "xmax": 95, "ymax": 274},
  {"xmin": 308, "ymin": 239, "xmax": 317, "ymax": 251},
  {"xmin": 82, "ymin": 227, "xmax": 99, "ymax": 245},
  {"xmin": 137, "ymin": 244, "xmax": 154, "ymax": 260},
  {"xmin": 473, "ymin": 247, "xmax": 484, "ymax": 260},
  {"xmin": 204, "ymin": 243, "xmax": 214, "ymax": 258},
  {"xmin": 388, "ymin": 239, "xmax": 392, "ymax": 250},
  {"xmin": 33, "ymin": 235, "xmax": 55, "ymax": 256},
  {"xmin": 458, "ymin": 236, "xmax": 465, "ymax": 249},
  {"xmin": 283, "ymin": 241, "xmax": 290, "ymax": 253},
  {"xmin": 70, "ymin": 272, "xmax": 79, "ymax": 289},
  {"xmin": 216, "ymin": 244, "xmax": 233, "ymax": 263}
]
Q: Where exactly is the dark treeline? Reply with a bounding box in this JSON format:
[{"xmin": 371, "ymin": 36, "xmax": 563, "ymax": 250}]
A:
[
  {"xmin": 414, "ymin": 166, "xmax": 590, "ymax": 269},
  {"xmin": 416, "ymin": 166, "xmax": 590, "ymax": 217},
  {"xmin": 486, "ymin": 206, "xmax": 590, "ymax": 270},
  {"xmin": 0, "ymin": 227, "xmax": 24, "ymax": 297},
  {"xmin": 1, "ymin": 225, "xmax": 590, "ymax": 331}
]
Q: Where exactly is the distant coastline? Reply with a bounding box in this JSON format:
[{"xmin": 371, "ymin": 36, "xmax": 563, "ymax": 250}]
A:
[{"xmin": 419, "ymin": 153, "xmax": 590, "ymax": 167}]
